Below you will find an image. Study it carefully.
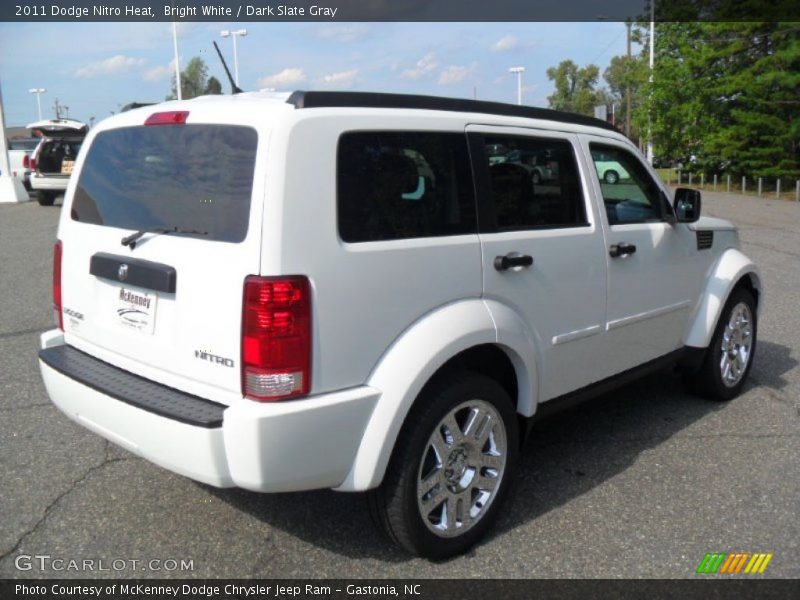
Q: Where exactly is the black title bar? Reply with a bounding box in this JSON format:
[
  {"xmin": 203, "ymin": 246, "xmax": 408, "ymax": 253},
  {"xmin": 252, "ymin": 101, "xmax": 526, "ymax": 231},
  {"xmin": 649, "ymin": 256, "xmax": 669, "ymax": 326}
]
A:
[{"xmin": 3, "ymin": 0, "xmax": 799, "ymax": 22}]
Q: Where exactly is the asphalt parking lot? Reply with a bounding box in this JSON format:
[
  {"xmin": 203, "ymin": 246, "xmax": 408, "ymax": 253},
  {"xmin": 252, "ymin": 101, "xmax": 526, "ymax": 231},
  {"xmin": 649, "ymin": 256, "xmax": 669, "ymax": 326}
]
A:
[{"xmin": 0, "ymin": 191, "xmax": 798, "ymax": 579}]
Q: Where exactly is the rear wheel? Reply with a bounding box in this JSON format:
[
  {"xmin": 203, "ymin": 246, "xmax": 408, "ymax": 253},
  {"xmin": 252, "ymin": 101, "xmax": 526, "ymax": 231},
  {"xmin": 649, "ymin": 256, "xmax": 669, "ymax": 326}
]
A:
[
  {"xmin": 604, "ymin": 170, "xmax": 619, "ymax": 184},
  {"xmin": 36, "ymin": 191, "xmax": 55, "ymax": 206},
  {"xmin": 368, "ymin": 371, "xmax": 518, "ymax": 559},
  {"xmin": 685, "ymin": 287, "xmax": 757, "ymax": 401}
]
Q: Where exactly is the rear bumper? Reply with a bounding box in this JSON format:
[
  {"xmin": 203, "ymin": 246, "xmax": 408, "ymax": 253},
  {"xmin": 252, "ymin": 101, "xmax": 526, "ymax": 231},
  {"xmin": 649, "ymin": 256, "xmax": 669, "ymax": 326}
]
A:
[
  {"xmin": 39, "ymin": 330, "xmax": 380, "ymax": 492},
  {"xmin": 30, "ymin": 175, "xmax": 68, "ymax": 192}
]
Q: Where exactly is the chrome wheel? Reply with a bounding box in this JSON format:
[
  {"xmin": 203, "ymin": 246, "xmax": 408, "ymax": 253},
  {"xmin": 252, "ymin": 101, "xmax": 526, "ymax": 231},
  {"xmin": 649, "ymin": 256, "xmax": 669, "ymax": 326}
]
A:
[
  {"xmin": 719, "ymin": 301, "xmax": 753, "ymax": 388},
  {"xmin": 416, "ymin": 399, "xmax": 507, "ymax": 538}
]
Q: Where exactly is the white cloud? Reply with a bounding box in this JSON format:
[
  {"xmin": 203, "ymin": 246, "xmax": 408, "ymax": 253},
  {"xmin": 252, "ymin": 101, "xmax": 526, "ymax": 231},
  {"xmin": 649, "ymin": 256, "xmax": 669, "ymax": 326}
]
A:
[
  {"xmin": 74, "ymin": 54, "xmax": 146, "ymax": 78},
  {"xmin": 316, "ymin": 24, "xmax": 368, "ymax": 43},
  {"xmin": 438, "ymin": 65, "xmax": 472, "ymax": 85},
  {"xmin": 401, "ymin": 53, "xmax": 438, "ymax": 80},
  {"xmin": 491, "ymin": 35, "xmax": 518, "ymax": 52},
  {"xmin": 143, "ymin": 59, "xmax": 177, "ymax": 82},
  {"xmin": 257, "ymin": 68, "xmax": 307, "ymax": 89},
  {"xmin": 321, "ymin": 69, "xmax": 359, "ymax": 87}
]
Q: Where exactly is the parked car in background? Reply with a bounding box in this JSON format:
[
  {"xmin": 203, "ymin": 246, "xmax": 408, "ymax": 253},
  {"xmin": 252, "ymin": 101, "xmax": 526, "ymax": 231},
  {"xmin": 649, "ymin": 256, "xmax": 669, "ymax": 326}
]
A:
[
  {"xmin": 7, "ymin": 137, "xmax": 40, "ymax": 191},
  {"xmin": 504, "ymin": 148, "xmax": 561, "ymax": 184},
  {"xmin": 593, "ymin": 153, "xmax": 631, "ymax": 184},
  {"xmin": 27, "ymin": 119, "xmax": 88, "ymax": 206}
]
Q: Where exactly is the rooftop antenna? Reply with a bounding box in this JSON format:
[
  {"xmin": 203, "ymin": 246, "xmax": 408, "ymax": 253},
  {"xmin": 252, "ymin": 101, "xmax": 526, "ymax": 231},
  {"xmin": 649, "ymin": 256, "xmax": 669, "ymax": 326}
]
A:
[{"xmin": 213, "ymin": 41, "xmax": 243, "ymax": 94}]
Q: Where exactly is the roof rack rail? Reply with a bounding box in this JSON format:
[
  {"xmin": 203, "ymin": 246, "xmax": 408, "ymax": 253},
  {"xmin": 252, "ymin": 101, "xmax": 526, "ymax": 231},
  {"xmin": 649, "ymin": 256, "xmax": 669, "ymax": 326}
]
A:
[{"xmin": 285, "ymin": 90, "xmax": 620, "ymax": 134}]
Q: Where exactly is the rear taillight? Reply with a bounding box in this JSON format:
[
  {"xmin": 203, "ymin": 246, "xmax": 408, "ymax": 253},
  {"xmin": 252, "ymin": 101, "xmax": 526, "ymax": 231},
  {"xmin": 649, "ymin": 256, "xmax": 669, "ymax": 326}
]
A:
[
  {"xmin": 145, "ymin": 111, "xmax": 189, "ymax": 126},
  {"xmin": 30, "ymin": 157, "xmax": 37, "ymax": 171},
  {"xmin": 53, "ymin": 241, "xmax": 63, "ymax": 331},
  {"xmin": 22, "ymin": 155, "xmax": 30, "ymax": 169},
  {"xmin": 242, "ymin": 276, "xmax": 311, "ymax": 401}
]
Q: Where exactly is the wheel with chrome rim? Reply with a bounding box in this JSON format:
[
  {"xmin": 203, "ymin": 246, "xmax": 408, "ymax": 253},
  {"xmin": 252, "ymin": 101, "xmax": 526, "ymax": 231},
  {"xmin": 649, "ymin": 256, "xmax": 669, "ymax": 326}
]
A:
[
  {"xmin": 719, "ymin": 301, "xmax": 753, "ymax": 388},
  {"xmin": 417, "ymin": 399, "xmax": 507, "ymax": 538},
  {"xmin": 685, "ymin": 287, "xmax": 757, "ymax": 401},
  {"xmin": 369, "ymin": 371, "xmax": 518, "ymax": 559}
]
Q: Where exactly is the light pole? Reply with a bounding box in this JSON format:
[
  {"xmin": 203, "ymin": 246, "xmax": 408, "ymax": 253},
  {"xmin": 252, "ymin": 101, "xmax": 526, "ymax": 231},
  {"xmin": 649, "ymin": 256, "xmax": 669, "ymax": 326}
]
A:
[
  {"xmin": 172, "ymin": 21, "xmax": 182, "ymax": 100},
  {"xmin": 220, "ymin": 29, "xmax": 248, "ymax": 86},
  {"xmin": 509, "ymin": 66, "xmax": 525, "ymax": 106},
  {"xmin": 29, "ymin": 88, "xmax": 46, "ymax": 121}
]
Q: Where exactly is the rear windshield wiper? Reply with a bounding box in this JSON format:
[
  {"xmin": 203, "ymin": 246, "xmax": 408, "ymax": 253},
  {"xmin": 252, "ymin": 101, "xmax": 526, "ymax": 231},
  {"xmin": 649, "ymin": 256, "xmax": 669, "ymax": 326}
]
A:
[{"xmin": 121, "ymin": 226, "xmax": 208, "ymax": 249}]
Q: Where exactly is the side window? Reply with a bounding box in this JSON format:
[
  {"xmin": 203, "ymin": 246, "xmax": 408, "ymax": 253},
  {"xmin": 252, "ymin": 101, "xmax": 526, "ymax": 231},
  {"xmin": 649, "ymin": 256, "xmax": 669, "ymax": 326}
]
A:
[
  {"xmin": 482, "ymin": 136, "xmax": 587, "ymax": 231},
  {"xmin": 337, "ymin": 132, "xmax": 476, "ymax": 243},
  {"xmin": 590, "ymin": 143, "xmax": 664, "ymax": 225}
]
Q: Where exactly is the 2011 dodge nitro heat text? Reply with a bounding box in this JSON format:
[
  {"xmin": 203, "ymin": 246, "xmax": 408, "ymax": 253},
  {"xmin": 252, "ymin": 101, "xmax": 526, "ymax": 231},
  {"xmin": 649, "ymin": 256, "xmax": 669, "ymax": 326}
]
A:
[{"xmin": 38, "ymin": 91, "xmax": 761, "ymax": 558}]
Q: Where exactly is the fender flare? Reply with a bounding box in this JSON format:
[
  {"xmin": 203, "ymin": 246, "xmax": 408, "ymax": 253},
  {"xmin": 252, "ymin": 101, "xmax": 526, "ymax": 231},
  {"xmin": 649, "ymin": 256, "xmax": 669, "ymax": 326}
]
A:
[
  {"xmin": 335, "ymin": 298, "xmax": 539, "ymax": 491},
  {"xmin": 683, "ymin": 248, "xmax": 763, "ymax": 349}
]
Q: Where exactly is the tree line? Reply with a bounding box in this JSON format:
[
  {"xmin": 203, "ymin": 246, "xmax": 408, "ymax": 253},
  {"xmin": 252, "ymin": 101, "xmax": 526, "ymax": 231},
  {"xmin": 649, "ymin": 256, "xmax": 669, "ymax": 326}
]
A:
[{"xmin": 545, "ymin": 22, "xmax": 799, "ymax": 178}]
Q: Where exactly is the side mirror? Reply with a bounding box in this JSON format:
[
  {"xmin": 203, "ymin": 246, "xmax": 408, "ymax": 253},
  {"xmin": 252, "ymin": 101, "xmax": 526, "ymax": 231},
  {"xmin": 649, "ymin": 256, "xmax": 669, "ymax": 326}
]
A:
[{"xmin": 674, "ymin": 188, "xmax": 701, "ymax": 223}]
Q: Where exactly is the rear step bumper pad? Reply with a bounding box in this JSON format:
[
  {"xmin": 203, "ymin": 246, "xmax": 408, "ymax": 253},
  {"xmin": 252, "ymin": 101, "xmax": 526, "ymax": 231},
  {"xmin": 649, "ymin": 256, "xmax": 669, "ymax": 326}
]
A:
[
  {"xmin": 38, "ymin": 331, "xmax": 380, "ymax": 492},
  {"xmin": 39, "ymin": 345, "xmax": 225, "ymax": 427}
]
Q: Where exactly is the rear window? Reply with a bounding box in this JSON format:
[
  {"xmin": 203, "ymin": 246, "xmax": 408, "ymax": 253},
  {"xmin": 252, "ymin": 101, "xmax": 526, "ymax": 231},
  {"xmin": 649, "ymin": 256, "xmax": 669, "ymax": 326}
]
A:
[
  {"xmin": 337, "ymin": 131, "xmax": 476, "ymax": 242},
  {"xmin": 72, "ymin": 125, "xmax": 257, "ymax": 243}
]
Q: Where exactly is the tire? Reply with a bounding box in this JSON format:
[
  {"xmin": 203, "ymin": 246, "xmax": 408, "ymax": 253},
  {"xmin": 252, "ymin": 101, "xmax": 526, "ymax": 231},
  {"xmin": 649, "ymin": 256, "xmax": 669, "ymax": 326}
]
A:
[
  {"xmin": 368, "ymin": 371, "xmax": 519, "ymax": 559},
  {"xmin": 36, "ymin": 191, "xmax": 55, "ymax": 206},
  {"xmin": 604, "ymin": 170, "xmax": 619, "ymax": 184},
  {"xmin": 684, "ymin": 287, "xmax": 757, "ymax": 401}
]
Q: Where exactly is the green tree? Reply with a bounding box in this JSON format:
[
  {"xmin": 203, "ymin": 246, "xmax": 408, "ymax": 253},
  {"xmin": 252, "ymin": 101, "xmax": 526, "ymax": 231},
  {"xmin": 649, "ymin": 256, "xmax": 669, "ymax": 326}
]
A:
[
  {"xmin": 603, "ymin": 53, "xmax": 648, "ymax": 142},
  {"xmin": 167, "ymin": 57, "xmax": 211, "ymax": 101},
  {"xmin": 204, "ymin": 76, "xmax": 223, "ymax": 95},
  {"xmin": 638, "ymin": 22, "xmax": 800, "ymax": 177},
  {"xmin": 546, "ymin": 60, "xmax": 604, "ymax": 116}
]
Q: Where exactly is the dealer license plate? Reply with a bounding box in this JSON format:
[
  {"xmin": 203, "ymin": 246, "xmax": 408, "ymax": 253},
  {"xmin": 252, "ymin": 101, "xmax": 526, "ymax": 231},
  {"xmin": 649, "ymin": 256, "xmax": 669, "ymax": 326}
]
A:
[{"xmin": 115, "ymin": 286, "xmax": 158, "ymax": 334}]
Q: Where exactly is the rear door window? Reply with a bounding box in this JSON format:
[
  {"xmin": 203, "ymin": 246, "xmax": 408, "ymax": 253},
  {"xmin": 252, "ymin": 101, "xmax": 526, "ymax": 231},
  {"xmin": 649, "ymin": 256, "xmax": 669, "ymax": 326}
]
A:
[
  {"xmin": 337, "ymin": 132, "xmax": 476, "ymax": 242},
  {"xmin": 72, "ymin": 125, "xmax": 257, "ymax": 243}
]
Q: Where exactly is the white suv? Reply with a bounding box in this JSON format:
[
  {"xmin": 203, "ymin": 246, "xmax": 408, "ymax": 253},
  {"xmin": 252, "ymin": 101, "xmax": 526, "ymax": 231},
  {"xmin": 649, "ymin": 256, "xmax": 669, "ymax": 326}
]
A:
[
  {"xmin": 38, "ymin": 91, "xmax": 761, "ymax": 558},
  {"xmin": 27, "ymin": 119, "xmax": 88, "ymax": 206}
]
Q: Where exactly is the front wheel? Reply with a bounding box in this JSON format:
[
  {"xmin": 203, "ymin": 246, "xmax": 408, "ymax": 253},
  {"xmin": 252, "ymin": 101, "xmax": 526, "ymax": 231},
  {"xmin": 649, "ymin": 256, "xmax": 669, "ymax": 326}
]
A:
[
  {"xmin": 368, "ymin": 371, "xmax": 518, "ymax": 559},
  {"xmin": 685, "ymin": 287, "xmax": 757, "ymax": 401},
  {"xmin": 604, "ymin": 170, "xmax": 619, "ymax": 184}
]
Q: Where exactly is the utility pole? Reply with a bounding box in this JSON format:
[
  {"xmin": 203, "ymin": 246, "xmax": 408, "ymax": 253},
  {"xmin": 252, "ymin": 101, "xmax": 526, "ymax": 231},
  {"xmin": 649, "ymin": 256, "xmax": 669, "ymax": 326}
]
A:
[
  {"xmin": 625, "ymin": 21, "xmax": 631, "ymax": 138},
  {"xmin": 646, "ymin": 3, "xmax": 655, "ymax": 165},
  {"xmin": 53, "ymin": 98, "xmax": 62, "ymax": 119}
]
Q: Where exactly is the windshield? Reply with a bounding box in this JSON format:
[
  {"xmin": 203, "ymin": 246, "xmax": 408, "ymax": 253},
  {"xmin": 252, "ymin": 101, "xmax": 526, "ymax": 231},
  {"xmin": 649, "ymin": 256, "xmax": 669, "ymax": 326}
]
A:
[{"xmin": 72, "ymin": 124, "xmax": 258, "ymax": 243}]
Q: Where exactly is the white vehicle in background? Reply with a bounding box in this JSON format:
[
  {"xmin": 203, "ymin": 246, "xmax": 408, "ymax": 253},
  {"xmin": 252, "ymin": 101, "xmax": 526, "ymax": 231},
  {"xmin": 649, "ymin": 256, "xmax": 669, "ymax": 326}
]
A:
[
  {"xmin": 7, "ymin": 138, "xmax": 40, "ymax": 191},
  {"xmin": 27, "ymin": 119, "xmax": 88, "ymax": 206},
  {"xmin": 38, "ymin": 91, "xmax": 761, "ymax": 559}
]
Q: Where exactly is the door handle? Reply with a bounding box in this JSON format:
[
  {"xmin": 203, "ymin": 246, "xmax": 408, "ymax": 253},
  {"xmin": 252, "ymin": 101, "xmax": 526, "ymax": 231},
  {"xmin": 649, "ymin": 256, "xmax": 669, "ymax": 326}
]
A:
[
  {"xmin": 609, "ymin": 243, "xmax": 637, "ymax": 258},
  {"xmin": 494, "ymin": 253, "xmax": 534, "ymax": 271}
]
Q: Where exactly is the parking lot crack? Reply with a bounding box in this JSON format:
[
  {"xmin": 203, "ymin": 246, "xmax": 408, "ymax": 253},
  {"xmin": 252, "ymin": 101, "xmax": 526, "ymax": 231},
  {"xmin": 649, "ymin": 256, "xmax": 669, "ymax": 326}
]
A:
[{"xmin": 0, "ymin": 452, "xmax": 131, "ymax": 563}]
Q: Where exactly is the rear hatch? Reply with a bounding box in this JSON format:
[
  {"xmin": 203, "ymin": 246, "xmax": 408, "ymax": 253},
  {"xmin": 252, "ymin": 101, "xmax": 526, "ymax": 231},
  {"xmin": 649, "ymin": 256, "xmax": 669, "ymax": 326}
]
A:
[
  {"xmin": 27, "ymin": 119, "xmax": 88, "ymax": 176},
  {"xmin": 57, "ymin": 110, "xmax": 263, "ymax": 404}
]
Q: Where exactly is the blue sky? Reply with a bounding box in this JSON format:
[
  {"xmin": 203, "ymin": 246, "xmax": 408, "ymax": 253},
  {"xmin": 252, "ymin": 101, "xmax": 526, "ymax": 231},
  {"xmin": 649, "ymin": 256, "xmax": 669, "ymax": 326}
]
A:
[{"xmin": 0, "ymin": 21, "xmax": 639, "ymax": 127}]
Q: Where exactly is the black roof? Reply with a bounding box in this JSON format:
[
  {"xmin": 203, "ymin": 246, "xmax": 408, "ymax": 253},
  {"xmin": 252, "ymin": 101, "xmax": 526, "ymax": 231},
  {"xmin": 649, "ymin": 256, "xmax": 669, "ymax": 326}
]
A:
[{"xmin": 286, "ymin": 91, "xmax": 619, "ymax": 134}]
